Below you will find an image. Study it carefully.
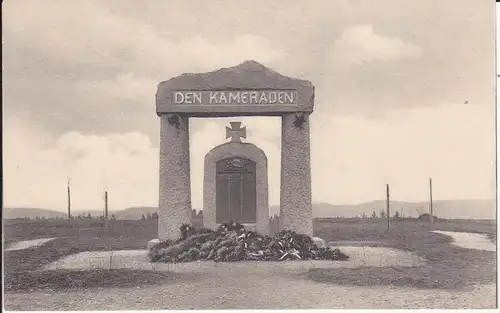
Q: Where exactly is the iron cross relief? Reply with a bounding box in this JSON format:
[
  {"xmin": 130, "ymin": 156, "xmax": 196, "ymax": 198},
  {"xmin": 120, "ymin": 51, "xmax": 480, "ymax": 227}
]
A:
[{"xmin": 226, "ymin": 122, "xmax": 246, "ymax": 143}]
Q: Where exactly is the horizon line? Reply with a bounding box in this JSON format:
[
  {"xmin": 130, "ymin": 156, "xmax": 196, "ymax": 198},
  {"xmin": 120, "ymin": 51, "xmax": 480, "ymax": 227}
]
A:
[{"xmin": 5, "ymin": 197, "xmax": 496, "ymax": 212}]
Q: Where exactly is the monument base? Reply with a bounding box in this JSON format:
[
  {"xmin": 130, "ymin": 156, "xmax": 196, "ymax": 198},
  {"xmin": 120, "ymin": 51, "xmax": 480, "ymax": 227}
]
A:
[
  {"xmin": 312, "ymin": 237, "xmax": 326, "ymax": 248},
  {"xmin": 147, "ymin": 238, "xmax": 160, "ymax": 251},
  {"xmin": 206, "ymin": 223, "xmax": 259, "ymax": 233}
]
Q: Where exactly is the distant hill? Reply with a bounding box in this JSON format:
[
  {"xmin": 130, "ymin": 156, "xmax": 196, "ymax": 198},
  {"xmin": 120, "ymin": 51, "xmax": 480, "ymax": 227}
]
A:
[
  {"xmin": 272, "ymin": 198, "xmax": 496, "ymax": 220},
  {"xmin": 4, "ymin": 199, "xmax": 495, "ymax": 220},
  {"xmin": 111, "ymin": 206, "xmax": 158, "ymax": 220},
  {"xmin": 2, "ymin": 207, "xmax": 158, "ymax": 220},
  {"xmin": 3, "ymin": 207, "xmax": 66, "ymax": 219}
]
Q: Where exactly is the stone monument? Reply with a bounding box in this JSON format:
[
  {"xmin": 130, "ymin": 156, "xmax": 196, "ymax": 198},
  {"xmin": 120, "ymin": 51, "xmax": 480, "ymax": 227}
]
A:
[
  {"xmin": 155, "ymin": 60, "xmax": 315, "ymax": 241},
  {"xmin": 203, "ymin": 121, "xmax": 269, "ymax": 234}
]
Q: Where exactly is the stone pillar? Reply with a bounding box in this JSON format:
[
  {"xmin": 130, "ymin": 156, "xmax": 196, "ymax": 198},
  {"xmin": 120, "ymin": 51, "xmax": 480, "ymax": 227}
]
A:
[
  {"xmin": 158, "ymin": 114, "xmax": 192, "ymax": 241},
  {"xmin": 280, "ymin": 113, "xmax": 313, "ymax": 236}
]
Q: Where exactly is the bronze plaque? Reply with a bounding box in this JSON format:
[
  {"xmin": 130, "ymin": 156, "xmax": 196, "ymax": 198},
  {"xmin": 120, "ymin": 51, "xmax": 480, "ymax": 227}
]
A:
[{"xmin": 216, "ymin": 157, "xmax": 257, "ymax": 224}]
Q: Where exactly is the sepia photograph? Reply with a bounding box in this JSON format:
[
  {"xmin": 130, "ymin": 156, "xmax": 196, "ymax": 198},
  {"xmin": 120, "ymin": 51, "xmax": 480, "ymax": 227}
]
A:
[{"xmin": 2, "ymin": 0, "xmax": 498, "ymax": 310}]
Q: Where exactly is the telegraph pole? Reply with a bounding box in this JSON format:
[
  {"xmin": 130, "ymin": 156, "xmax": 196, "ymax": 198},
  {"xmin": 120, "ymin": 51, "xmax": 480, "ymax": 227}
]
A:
[
  {"xmin": 429, "ymin": 177, "xmax": 434, "ymax": 223},
  {"xmin": 67, "ymin": 177, "xmax": 72, "ymax": 222},
  {"xmin": 386, "ymin": 184, "xmax": 390, "ymax": 231},
  {"xmin": 104, "ymin": 190, "xmax": 108, "ymax": 220}
]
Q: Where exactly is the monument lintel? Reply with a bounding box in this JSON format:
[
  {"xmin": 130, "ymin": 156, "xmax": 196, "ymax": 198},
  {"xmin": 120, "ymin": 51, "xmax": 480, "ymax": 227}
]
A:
[{"xmin": 156, "ymin": 60, "xmax": 314, "ymax": 116}]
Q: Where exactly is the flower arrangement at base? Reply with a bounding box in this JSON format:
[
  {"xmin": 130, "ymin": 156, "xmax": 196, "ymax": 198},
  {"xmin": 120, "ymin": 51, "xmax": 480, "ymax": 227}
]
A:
[{"xmin": 149, "ymin": 221, "xmax": 349, "ymax": 263}]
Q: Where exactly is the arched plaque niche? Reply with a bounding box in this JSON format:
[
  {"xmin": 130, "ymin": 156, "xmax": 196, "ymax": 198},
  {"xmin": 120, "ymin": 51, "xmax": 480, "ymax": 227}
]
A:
[{"xmin": 203, "ymin": 141, "xmax": 269, "ymax": 235}]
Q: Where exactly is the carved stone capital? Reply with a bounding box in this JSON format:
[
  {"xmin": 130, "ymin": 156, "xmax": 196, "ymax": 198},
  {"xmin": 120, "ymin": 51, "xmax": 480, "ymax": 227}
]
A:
[
  {"xmin": 293, "ymin": 112, "xmax": 307, "ymax": 129},
  {"xmin": 167, "ymin": 114, "xmax": 181, "ymax": 129}
]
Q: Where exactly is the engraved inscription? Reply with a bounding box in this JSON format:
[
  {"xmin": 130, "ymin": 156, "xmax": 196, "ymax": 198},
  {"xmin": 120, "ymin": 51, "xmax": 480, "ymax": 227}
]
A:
[
  {"xmin": 172, "ymin": 90, "xmax": 297, "ymax": 105},
  {"xmin": 216, "ymin": 157, "xmax": 256, "ymax": 224}
]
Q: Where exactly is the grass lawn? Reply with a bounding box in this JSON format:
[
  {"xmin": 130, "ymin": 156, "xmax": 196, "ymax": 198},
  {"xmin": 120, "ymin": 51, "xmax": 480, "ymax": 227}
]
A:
[
  {"xmin": 4, "ymin": 269, "xmax": 198, "ymax": 293},
  {"xmin": 3, "ymin": 218, "xmax": 496, "ymax": 292},
  {"xmin": 310, "ymin": 218, "xmax": 496, "ymax": 290},
  {"xmin": 4, "ymin": 219, "xmax": 157, "ymax": 273},
  {"xmin": 3, "ymin": 219, "xmax": 167, "ymax": 292}
]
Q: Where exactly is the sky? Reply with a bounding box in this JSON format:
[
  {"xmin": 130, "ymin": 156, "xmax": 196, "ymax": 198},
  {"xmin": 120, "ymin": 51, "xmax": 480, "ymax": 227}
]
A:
[{"xmin": 3, "ymin": 0, "xmax": 497, "ymax": 212}]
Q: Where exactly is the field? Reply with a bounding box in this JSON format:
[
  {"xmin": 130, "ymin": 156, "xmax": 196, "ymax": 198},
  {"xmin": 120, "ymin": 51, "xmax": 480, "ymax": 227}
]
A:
[
  {"xmin": 3, "ymin": 217, "xmax": 497, "ymax": 309},
  {"xmin": 4, "ymin": 219, "xmax": 156, "ymax": 274},
  {"xmin": 312, "ymin": 218, "xmax": 496, "ymax": 289}
]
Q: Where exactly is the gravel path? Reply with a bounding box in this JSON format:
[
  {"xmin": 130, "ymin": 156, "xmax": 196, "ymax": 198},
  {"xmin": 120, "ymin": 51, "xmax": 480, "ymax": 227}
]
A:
[
  {"xmin": 42, "ymin": 246, "xmax": 425, "ymax": 272},
  {"xmin": 5, "ymin": 238, "xmax": 56, "ymax": 251},
  {"xmin": 431, "ymin": 230, "xmax": 496, "ymax": 252},
  {"xmin": 4, "ymin": 273, "xmax": 495, "ymax": 310}
]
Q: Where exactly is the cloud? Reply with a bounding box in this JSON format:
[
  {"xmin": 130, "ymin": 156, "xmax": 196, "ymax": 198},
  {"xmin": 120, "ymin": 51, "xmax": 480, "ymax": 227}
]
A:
[
  {"xmin": 310, "ymin": 102, "xmax": 495, "ymax": 204},
  {"xmin": 331, "ymin": 25, "xmax": 423, "ymax": 70},
  {"xmin": 3, "ymin": 0, "xmax": 493, "ymax": 139},
  {"xmin": 4, "ymin": 0, "xmax": 284, "ymax": 78},
  {"xmin": 73, "ymin": 73, "xmax": 157, "ymax": 103},
  {"xmin": 3, "ymin": 119, "xmax": 160, "ymax": 211},
  {"xmin": 3, "ymin": 0, "xmax": 285, "ymax": 138},
  {"xmin": 3, "ymin": 102, "xmax": 494, "ymax": 211},
  {"xmin": 2, "ymin": 0, "xmax": 495, "ymax": 213},
  {"xmin": 71, "ymin": 34, "xmax": 285, "ymax": 103}
]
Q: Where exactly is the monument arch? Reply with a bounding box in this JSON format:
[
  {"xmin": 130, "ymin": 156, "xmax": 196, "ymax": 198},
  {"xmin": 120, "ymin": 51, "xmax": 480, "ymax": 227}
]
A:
[{"xmin": 155, "ymin": 60, "xmax": 315, "ymax": 240}]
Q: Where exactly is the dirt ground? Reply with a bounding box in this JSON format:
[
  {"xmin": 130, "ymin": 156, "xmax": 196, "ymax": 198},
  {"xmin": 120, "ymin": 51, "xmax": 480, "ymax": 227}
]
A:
[
  {"xmin": 4, "ymin": 270, "xmax": 495, "ymax": 310},
  {"xmin": 3, "ymin": 219, "xmax": 497, "ymax": 309}
]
